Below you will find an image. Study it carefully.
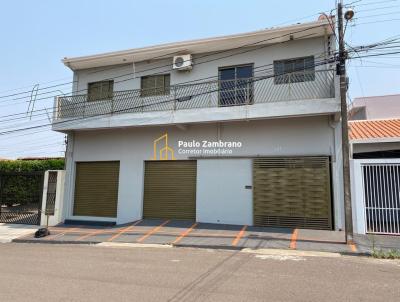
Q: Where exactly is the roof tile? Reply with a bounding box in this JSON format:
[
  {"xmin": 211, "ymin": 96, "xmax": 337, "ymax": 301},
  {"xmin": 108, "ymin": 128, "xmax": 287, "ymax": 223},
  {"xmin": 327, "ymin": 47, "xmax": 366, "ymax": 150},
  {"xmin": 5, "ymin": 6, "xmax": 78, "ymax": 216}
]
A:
[{"xmin": 349, "ymin": 119, "xmax": 400, "ymax": 140}]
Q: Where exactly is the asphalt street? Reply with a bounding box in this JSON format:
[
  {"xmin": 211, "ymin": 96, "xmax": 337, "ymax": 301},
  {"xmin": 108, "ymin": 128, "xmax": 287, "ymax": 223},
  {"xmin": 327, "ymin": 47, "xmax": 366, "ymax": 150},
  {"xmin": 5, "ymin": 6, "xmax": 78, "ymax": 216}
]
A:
[{"xmin": 0, "ymin": 243, "xmax": 399, "ymax": 302}]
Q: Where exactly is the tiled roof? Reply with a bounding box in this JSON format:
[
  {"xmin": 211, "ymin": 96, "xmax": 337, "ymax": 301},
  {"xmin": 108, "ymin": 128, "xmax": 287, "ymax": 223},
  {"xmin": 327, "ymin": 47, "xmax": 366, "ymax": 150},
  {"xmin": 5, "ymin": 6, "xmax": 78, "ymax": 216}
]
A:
[{"xmin": 349, "ymin": 119, "xmax": 400, "ymax": 141}]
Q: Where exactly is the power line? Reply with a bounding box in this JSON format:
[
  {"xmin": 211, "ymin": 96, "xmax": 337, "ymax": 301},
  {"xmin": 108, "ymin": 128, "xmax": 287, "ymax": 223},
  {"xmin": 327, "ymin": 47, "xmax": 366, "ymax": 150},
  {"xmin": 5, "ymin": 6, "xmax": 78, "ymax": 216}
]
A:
[
  {"xmin": 62, "ymin": 24, "xmax": 331, "ymax": 97},
  {"xmin": 0, "ymin": 24, "xmax": 328, "ymax": 102},
  {"xmin": 0, "ymin": 55, "xmax": 333, "ymax": 127},
  {"xmin": 0, "ymin": 60, "xmax": 336, "ymax": 137},
  {"xmin": 351, "ymin": 17, "xmax": 400, "ymax": 25},
  {"xmin": 346, "ymin": 0, "xmax": 398, "ymax": 7},
  {"xmin": 356, "ymin": 4, "xmax": 400, "ymax": 13},
  {"xmin": 0, "ymin": 82, "xmax": 73, "ymax": 100},
  {"xmin": 0, "ymin": 23, "xmax": 330, "ymax": 106},
  {"xmin": 353, "ymin": 10, "xmax": 400, "ymax": 19},
  {"xmin": 0, "ymin": 77, "xmax": 72, "ymax": 95},
  {"xmin": 0, "ymin": 28, "xmax": 334, "ymax": 122}
]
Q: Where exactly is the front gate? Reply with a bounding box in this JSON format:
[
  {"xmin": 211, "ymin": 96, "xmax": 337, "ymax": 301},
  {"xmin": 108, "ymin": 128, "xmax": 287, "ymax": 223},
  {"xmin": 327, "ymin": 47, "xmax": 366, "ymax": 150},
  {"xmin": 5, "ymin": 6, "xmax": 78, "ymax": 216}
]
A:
[
  {"xmin": 0, "ymin": 172, "xmax": 44, "ymax": 225},
  {"xmin": 361, "ymin": 163, "xmax": 400, "ymax": 235}
]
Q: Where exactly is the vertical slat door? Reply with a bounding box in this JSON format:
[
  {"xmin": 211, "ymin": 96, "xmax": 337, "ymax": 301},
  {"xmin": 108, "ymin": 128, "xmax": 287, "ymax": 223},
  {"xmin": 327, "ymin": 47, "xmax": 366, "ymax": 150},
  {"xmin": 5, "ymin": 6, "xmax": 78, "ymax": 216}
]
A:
[
  {"xmin": 143, "ymin": 161, "xmax": 196, "ymax": 220},
  {"xmin": 362, "ymin": 164, "xmax": 400, "ymax": 235},
  {"xmin": 253, "ymin": 157, "xmax": 332, "ymax": 230}
]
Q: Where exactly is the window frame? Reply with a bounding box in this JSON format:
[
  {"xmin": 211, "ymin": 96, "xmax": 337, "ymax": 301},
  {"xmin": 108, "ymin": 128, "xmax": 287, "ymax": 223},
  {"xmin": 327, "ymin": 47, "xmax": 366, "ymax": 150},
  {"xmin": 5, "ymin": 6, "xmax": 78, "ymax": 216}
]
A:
[
  {"xmin": 87, "ymin": 80, "xmax": 114, "ymax": 102},
  {"xmin": 218, "ymin": 63, "xmax": 254, "ymax": 106},
  {"xmin": 273, "ymin": 56, "xmax": 315, "ymax": 85},
  {"xmin": 140, "ymin": 74, "xmax": 171, "ymax": 97}
]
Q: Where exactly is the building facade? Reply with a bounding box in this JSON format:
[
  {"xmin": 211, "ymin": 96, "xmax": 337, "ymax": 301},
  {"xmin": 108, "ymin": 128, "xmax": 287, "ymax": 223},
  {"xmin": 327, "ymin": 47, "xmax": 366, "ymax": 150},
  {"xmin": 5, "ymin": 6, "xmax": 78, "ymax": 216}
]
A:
[
  {"xmin": 53, "ymin": 18, "xmax": 345, "ymax": 230},
  {"xmin": 348, "ymin": 94, "xmax": 400, "ymax": 121}
]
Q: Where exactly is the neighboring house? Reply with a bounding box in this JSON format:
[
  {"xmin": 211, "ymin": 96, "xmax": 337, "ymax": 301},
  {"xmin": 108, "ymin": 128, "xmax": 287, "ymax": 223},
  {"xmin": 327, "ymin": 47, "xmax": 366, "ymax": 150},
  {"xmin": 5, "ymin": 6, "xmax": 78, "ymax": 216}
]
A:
[
  {"xmin": 53, "ymin": 18, "xmax": 345, "ymax": 231},
  {"xmin": 349, "ymin": 119, "xmax": 400, "ymax": 236},
  {"xmin": 349, "ymin": 119, "xmax": 400, "ymax": 158},
  {"xmin": 348, "ymin": 94, "xmax": 400, "ymax": 121}
]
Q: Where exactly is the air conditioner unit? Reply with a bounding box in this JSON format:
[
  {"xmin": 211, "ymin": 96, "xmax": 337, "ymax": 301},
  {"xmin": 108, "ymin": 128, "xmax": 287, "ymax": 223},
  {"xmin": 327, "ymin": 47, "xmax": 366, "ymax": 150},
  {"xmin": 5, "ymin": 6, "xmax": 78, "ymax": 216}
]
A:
[{"xmin": 173, "ymin": 54, "xmax": 192, "ymax": 71}]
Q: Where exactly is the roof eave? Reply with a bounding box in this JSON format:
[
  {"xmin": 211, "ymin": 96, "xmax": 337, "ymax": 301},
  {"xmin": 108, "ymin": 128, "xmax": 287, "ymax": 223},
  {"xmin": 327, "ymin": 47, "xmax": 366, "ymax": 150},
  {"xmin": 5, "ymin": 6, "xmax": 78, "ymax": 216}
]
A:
[{"xmin": 62, "ymin": 19, "xmax": 333, "ymax": 71}]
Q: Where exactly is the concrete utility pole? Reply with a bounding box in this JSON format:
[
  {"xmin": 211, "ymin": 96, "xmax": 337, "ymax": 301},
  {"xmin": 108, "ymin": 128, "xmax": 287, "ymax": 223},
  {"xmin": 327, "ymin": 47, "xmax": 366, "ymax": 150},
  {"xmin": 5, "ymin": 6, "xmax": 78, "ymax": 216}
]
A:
[{"xmin": 337, "ymin": 0, "xmax": 353, "ymax": 243}]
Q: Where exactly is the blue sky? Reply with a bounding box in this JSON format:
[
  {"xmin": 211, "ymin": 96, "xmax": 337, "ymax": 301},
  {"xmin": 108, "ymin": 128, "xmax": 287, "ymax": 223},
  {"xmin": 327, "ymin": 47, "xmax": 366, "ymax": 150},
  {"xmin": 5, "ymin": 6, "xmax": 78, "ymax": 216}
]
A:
[{"xmin": 0, "ymin": 0, "xmax": 399, "ymax": 158}]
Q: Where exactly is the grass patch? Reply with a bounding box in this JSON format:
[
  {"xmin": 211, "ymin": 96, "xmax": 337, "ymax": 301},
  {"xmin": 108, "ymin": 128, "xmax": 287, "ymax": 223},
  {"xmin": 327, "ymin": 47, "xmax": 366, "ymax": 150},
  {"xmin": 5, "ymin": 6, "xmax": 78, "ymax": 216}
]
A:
[{"xmin": 372, "ymin": 249, "xmax": 400, "ymax": 259}]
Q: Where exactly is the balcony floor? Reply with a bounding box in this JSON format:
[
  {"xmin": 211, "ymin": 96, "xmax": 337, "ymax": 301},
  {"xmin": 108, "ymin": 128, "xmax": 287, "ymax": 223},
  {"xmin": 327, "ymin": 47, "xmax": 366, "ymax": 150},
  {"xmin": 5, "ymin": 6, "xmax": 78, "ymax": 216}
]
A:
[{"xmin": 52, "ymin": 97, "xmax": 340, "ymax": 132}]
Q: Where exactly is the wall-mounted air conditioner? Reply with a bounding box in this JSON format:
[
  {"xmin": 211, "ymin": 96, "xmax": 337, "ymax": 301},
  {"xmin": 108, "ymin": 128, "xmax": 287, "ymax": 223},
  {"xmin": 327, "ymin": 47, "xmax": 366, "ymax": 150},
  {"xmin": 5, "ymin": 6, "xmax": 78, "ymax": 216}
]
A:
[{"xmin": 173, "ymin": 54, "xmax": 192, "ymax": 71}]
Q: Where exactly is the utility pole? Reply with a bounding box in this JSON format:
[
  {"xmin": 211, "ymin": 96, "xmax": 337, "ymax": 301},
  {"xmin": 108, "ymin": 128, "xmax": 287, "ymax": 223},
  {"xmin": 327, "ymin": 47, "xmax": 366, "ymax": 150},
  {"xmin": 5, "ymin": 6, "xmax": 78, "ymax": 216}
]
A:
[{"xmin": 337, "ymin": 0, "xmax": 353, "ymax": 243}]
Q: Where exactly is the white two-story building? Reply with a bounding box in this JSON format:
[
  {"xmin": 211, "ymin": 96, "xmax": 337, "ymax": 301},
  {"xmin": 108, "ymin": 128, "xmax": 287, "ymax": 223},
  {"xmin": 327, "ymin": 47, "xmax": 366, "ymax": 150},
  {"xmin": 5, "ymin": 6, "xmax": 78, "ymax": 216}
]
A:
[{"xmin": 54, "ymin": 17, "xmax": 344, "ymax": 231}]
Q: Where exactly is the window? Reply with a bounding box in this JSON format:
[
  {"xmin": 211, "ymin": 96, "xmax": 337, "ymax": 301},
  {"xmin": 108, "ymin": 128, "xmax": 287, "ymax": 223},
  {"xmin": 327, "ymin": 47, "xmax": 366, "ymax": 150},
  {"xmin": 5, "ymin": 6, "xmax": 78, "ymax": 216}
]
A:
[
  {"xmin": 218, "ymin": 64, "xmax": 253, "ymax": 106},
  {"xmin": 87, "ymin": 80, "xmax": 114, "ymax": 101},
  {"xmin": 274, "ymin": 56, "xmax": 315, "ymax": 84},
  {"xmin": 141, "ymin": 74, "xmax": 170, "ymax": 97}
]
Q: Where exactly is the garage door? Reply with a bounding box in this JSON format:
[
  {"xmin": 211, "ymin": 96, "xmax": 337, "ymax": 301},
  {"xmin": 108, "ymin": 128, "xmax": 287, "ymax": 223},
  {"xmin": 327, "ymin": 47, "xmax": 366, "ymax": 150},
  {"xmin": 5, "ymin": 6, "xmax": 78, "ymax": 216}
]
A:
[
  {"xmin": 143, "ymin": 161, "xmax": 196, "ymax": 220},
  {"xmin": 253, "ymin": 157, "xmax": 332, "ymax": 230},
  {"xmin": 73, "ymin": 161, "xmax": 120, "ymax": 218}
]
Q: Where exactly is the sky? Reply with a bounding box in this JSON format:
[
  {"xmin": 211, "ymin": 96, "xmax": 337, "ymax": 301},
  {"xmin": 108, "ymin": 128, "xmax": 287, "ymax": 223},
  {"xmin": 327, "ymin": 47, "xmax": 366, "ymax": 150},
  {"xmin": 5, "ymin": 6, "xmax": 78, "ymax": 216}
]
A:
[{"xmin": 0, "ymin": 0, "xmax": 399, "ymax": 159}]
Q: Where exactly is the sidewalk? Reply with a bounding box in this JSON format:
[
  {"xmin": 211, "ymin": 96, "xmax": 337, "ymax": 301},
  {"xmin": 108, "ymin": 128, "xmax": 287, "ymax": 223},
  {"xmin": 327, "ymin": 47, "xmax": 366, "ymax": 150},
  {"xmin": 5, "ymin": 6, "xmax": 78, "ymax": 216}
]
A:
[
  {"xmin": 0, "ymin": 223, "xmax": 38, "ymax": 243},
  {"xmin": 12, "ymin": 219, "xmax": 361, "ymax": 254},
  {"xmin": 354, "ymin": 233, "xmax": 400, "ymax": 253}
]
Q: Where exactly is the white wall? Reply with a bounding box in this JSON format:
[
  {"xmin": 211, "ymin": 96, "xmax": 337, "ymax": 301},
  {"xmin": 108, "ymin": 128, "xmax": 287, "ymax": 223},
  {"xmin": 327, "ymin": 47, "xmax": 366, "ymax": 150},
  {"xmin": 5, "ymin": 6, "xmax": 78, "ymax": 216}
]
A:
[
  {"xmin": 41, "ymin": 170, "xmax": 65, "ymax": 227},
  {"xmin": 62, "ymin": 115, "xmax": 344, "ymax": 229},
  {"xmin": 350, "ymin": 158, "xmax": 400, "ymax": 235},
  {"xmin": 196, "ymin": 159, "xmax": 252, "ymax": 225},
  {"xmin": 350, "ymin": 159, "xmax": 366, "ymax": 235},
  {"xmin": 74, "ymin": 37, "xmax": 329, "ymax": 93}
]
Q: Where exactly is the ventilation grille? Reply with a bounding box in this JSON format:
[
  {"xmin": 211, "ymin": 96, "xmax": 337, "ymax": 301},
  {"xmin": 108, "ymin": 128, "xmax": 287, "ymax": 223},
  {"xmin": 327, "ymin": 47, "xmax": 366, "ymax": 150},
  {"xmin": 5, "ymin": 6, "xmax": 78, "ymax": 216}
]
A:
[{"xmin": 253, "ymin": 157, "xmax": 332, "ymax": 230}]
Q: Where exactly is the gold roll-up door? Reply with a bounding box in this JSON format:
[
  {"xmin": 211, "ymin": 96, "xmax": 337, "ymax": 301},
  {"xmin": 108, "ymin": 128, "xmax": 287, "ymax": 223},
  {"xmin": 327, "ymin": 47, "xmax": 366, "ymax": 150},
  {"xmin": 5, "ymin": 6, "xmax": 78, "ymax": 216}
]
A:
[
  {"xmin": 253, "ymin": 157, "xmax": 332, "ymax": 230},
  {"xmin": 143, "ymin": 161, "xmax": 196, "ymax": 220},
  {"xmin": 73, "ymin": 161, "xmax": 120, "ymax": 218}
]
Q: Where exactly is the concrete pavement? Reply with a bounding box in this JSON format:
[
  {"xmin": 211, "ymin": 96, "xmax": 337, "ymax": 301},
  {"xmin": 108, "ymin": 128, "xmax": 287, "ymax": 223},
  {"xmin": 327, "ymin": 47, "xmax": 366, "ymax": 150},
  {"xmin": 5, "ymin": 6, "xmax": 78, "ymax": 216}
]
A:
[
  {"xmin": 0, "ymin": 243, "xmax": 399, "ymax": 302},
  {"xmin": 14, "ymin": 219, "xmax": 355, "ymax": 254},
  {"xmin": 0, "ymin": 223, "xmax": 37, "ymax": 243}
]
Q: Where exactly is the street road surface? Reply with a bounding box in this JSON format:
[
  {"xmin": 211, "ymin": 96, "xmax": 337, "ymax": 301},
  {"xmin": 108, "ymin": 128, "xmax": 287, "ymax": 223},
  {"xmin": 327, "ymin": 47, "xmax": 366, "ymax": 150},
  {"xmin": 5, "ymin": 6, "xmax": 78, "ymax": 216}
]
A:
[{"xmin": 0, "ymin": 243, "xmax": 399, "ymax": 302}]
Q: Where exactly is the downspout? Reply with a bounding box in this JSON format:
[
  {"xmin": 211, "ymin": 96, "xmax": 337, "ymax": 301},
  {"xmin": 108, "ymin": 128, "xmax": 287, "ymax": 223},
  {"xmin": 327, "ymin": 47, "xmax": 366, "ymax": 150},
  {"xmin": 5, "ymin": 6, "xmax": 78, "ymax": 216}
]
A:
[
  {"xmin": 328, "ymin": 115, "xmax": 337, "ymax": 163},
  {"xmin": 349, "ymin": 141, "xmax": 353, "ymax": 159}
]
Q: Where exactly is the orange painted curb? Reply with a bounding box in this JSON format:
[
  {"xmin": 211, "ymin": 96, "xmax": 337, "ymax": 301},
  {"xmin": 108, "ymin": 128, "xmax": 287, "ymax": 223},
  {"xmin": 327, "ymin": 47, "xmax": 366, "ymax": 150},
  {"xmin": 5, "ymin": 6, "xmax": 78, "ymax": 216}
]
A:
[
  {"xmin": 290, "ymin": 229, "xmax": 298, "ymax": 249},
  {"xmin": 232, "ymin": 225, "xmax": 247, "ymax": 246}
]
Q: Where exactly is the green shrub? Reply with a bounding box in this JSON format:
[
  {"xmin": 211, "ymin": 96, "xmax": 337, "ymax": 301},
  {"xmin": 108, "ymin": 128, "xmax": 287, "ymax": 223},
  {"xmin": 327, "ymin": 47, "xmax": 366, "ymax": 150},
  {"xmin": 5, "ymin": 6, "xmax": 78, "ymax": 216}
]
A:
[
  {"xmin": 0, "ymin": 159, "xmax": 64, "ymax": 172},
  {"xmin": 0, "ymin": 159, "xmax": 64, "ymax": 206}
]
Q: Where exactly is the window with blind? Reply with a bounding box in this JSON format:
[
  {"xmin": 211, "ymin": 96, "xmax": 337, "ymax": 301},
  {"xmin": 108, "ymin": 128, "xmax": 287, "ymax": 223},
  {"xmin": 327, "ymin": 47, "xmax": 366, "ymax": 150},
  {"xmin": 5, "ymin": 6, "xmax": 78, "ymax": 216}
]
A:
[
  {"xmin": 87, "ymin": 80, "xmax": 114, "ymax": 101},
  {"xmin": 273, "ymin": 56, "xmax": 315, "ymax": 84},
  {"xmin": 141, "ymin": 74, "xmax": 170, "ymax": 97}
]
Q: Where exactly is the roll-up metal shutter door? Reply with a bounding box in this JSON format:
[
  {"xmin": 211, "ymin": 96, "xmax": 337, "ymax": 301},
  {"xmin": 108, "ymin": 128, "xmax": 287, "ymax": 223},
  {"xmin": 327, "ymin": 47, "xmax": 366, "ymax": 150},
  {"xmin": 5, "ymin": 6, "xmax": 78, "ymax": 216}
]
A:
[
  {"xmin": 73, "ymin": 161, "xmax": 120, "ymax": 218},
  {"xmin": 253, "ymin": 157, "xmax": 332, "ymax": 230},
  {"xmin": 143, "ymin": 161, "xmax": 196, "ymax": 220}
]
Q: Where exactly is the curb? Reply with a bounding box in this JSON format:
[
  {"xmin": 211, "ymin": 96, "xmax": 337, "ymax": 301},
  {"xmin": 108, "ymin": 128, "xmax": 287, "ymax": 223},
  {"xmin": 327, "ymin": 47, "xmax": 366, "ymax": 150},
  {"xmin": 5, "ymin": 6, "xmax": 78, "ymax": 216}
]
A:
[
  {"xmin": 11, "ymin": 238, "xmax": 369, "ymax": 257},
  {"xmin": 172, "ymin": 243, "xmax": 243, "ymax": 251},
  {"xmin": 12, "ymin": 238, "xmax": 98, "ymax": 245}
]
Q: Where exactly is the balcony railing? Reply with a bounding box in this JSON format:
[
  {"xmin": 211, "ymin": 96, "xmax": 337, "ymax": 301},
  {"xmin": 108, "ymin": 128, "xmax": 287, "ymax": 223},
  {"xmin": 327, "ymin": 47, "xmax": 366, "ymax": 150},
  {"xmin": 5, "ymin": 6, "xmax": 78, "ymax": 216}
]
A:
[{"xmin": 54, "ymin": 69, "xmax": 335, "ymax": 120}]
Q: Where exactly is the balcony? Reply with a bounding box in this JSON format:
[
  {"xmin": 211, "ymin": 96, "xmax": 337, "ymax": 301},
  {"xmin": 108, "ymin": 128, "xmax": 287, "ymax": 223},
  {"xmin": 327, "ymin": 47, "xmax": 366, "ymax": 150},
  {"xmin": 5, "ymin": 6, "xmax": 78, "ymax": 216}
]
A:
[{"xmin": 53, "ymin": 69, "xmax": 338, "ymax": 131}]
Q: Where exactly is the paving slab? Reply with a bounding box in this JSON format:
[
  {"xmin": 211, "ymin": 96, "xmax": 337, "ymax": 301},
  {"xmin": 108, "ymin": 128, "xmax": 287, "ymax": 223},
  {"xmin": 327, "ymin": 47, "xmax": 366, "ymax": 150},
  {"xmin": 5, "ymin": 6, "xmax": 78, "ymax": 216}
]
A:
[{"xmin": 298, "ymin": 229, "xmax": 346, "ymax": 243}]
